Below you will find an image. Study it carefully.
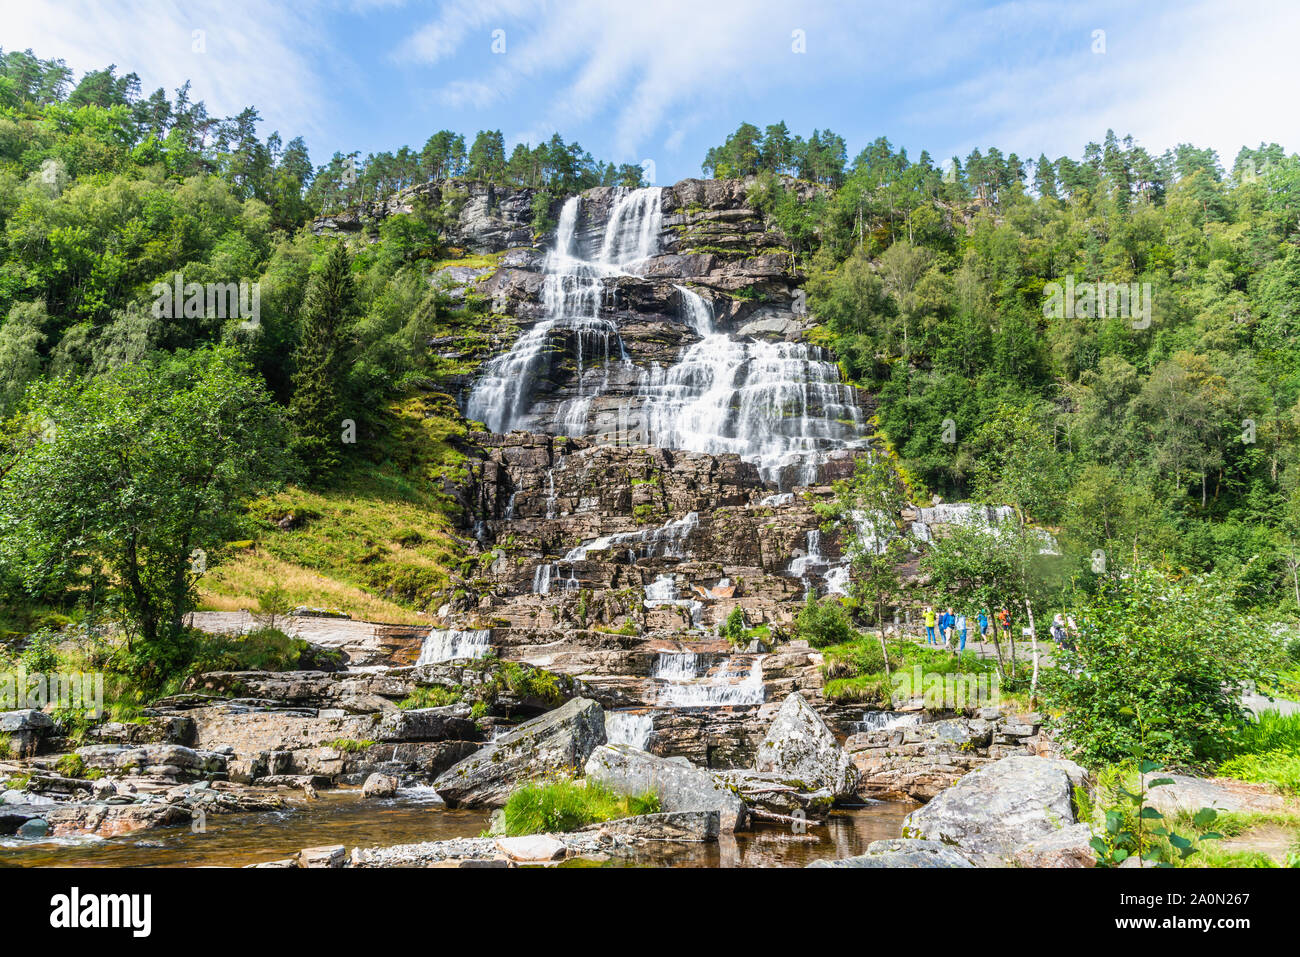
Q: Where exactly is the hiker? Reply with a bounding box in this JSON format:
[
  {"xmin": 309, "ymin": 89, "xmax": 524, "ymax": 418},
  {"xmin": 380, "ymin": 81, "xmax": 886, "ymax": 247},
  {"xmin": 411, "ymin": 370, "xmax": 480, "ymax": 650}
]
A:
[
  {"xmin": 924, "ymin": 606, "xmax": 937, "ymax": 645},
  {"xmin": 955, "ymin": 611, "xmax": 968, "ymax": 652},
  {"xmin": 977, "ymin": 608, "xmax": 990, "ymax": 642},
  {"xmin": 1050, "ymin": 613, "xmax": 1067, "ymax": 646},
  {"xmin": 998, "ymin": 607, "xmax": 1012, "ymax": 641},
  {"xmin": 942, "ymin": 607, "xmax": 956, "ymax": 646}
]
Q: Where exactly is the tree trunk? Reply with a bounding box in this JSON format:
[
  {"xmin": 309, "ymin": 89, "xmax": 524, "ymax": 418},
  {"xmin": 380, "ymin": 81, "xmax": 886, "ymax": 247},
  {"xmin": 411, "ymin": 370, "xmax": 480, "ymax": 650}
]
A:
[{"xmin": 1025, "ymin": 598, "xmax": 1040, "ymax": 708}]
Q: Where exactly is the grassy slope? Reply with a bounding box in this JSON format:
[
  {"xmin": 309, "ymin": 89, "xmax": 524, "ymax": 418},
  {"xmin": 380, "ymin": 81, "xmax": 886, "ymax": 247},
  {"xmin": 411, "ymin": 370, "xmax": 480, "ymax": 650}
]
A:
[{"xmin": 199, "ymin": 392, "xmax": 479, "ymax": 624}]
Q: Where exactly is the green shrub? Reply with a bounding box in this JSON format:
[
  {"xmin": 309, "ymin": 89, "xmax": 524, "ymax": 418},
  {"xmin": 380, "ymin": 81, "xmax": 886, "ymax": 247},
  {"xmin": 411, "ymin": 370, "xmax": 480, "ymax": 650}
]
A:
[
  {"xmin": 793, "ymin": 593, "xmax": 856, "ymax": 649},
  {"xmin": 721, "ymin": 607, "xmax": 747, "ymax": 644},
  {"xmin": 19, "ymin": 629, "xmax": 60, "ymax": 673},
  {"xmin": 501, "ymin": 779, "xmax": 659, "ymax": 836},
  {"xmin": 1041, "ymin": 569, "xmax": 1273, "ymax": 768}
]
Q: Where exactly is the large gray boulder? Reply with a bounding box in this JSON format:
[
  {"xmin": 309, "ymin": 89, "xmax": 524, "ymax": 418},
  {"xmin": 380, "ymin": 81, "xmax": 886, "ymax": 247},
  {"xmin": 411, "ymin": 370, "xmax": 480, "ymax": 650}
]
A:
[
  {"xmin": 808, "ymin": 839, "xmax": 975, "ymax": 868},
  {"xmin": 584, "ymin": 744, "xmax": 747, "ymax": 832},
  {"xmin": 712, "ymin": 769, "xmax": 835, "ymax": 818},
  {"xmin": 433, "ymin": 697, "xmax": 606, "ymax": 808},
  {"xmin": 754, "ymin": 692, "xmax": 859, "ymax": 798},
  {"xmin": 903, "ymin": 755, "xmax": 1086, "ymax": 866}
]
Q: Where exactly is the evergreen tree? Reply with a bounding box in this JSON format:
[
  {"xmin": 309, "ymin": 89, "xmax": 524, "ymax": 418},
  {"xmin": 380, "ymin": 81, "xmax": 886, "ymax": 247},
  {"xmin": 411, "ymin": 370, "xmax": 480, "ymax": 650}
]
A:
[{"xmin": 288, "ymin": 242, "xmax": 356, "ymax": 478}]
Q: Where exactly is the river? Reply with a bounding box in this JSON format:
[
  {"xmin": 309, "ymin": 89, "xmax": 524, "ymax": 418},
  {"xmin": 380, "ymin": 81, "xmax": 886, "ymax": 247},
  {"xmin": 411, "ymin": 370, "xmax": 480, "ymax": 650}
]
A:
[{"xmin": 0, "ymin": 789, "xmax": 916, "ymax": 868}]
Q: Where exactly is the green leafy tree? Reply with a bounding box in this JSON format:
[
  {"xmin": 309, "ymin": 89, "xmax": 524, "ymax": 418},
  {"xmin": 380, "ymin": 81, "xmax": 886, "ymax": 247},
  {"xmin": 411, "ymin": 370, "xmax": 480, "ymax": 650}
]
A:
[
  {"xmin": 0, "ymin": 347, "xmax": 288, "ymax": 651},
  {"xmin": 819, "ymin": 454, "xmax": 911, "ymax": 675}
]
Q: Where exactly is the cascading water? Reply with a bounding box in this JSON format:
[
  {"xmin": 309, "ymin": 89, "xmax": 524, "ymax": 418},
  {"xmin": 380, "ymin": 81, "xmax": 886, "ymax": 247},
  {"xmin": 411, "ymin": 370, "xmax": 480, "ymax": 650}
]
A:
[
  {"xmin": 787, "ymin": 530, "xmax": 849, "ymax": 597},
  {"xmin": 466, "ymin": 188, "xmax": 660, "ymax": 435},
  {"xmin": 417, "ymin": 629, "xmax": 491, "ymax": 665},
  {"xmin": 564, "ymin": 512, "xmax": 699, "ymax": 562},
  {"xmin": 655, "ymin": 653, "xmax": 767, "ymax": 707},
  {"xmin": 465, "ymin": 186, "xmax": 865, "ymax": 488},
  {"xmin": 852, "ymin": 711, "xmax": 921, "ymax": 734},
  {"xmin": 629, "ymin": 286, "xmax": 865, "ymax": 487},
  {"xmin": 604, "ymin": 710, "xmax": 654, "ymax": 750},
  {"xmin": 643, "ymin": 575, "xmax": 705, "ymax": 629}
]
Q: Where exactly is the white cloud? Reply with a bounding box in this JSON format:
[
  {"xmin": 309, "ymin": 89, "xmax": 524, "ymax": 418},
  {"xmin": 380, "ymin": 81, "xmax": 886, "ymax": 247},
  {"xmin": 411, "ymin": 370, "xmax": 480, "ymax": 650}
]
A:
[
  {"xmin": 396, "ymin": 0, "xmax": 1298, "ymax": 167},
  {"xmin": 3, "ymin": 0, "xmax": 334, "ymax": 140}
]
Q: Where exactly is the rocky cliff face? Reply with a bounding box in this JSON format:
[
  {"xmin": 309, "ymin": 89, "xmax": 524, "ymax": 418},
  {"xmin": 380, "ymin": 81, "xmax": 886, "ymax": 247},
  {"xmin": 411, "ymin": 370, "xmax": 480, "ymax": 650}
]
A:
[{"xmin": 316, "ymin": 178, "xmax": 993, "ymax": 771}]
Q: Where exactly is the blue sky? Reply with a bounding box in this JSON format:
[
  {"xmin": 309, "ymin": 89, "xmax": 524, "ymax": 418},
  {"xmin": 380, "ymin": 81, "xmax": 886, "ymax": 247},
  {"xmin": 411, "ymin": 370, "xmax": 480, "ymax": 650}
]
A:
[{"xmin": 4, "ymin": 0, "xmax": 1297, "ymax": 183}]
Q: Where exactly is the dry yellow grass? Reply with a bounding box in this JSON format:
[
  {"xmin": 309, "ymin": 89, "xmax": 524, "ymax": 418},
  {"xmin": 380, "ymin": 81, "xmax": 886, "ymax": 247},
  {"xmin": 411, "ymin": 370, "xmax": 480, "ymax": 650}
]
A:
[{"xmin": 198, "ymin": 550, "xmax": 430, "ymax": 625}]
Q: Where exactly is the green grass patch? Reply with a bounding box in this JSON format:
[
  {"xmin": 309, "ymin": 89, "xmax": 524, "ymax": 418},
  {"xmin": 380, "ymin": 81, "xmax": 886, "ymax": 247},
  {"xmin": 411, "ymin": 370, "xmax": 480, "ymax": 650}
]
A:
[
  {"xmin": 1216, "ymin": 751, "xmax": 1300, "ymax": 794},
  {"xmin": 500, "ymin": 779, "xmax": 660, "ymax": 836},
  {"xmin": 398, "ymin": 685, "xmax": 464, "ymax": 709},
  {"xmin": 325, "ymin": 738, "xmax": 377, "ymax": 753}
]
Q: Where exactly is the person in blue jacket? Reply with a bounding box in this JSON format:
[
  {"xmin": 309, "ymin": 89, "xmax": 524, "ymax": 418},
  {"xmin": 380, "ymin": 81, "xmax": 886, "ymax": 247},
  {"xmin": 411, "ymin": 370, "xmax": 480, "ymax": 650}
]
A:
[
  {"xmin": 977, "ymin": 609, "xmax": 990, "ymax": 643},
  {"xmin": 955, "ymin": 611, "xmax": 968, "ymax": 652},
  {"xmin": 939, "ymin": 608, "xmax": 954, "ymax": 646}
]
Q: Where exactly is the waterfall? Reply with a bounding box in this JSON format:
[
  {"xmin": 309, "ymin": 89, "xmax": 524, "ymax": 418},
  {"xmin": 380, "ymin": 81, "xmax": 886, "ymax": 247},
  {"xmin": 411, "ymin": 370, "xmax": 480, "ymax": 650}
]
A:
[
  {"xmin": 565, "ymin": 511, "xmax": 698, "ymax": 561},
  {"xmin": 532, "ymin": 562, "xmax": 579, "ymax": 595},
  {"xmin": 652, "ymin": 652, "xmax": 702, "ymax": 681},
  {"xmin": 417, "ymin": 628, "xmax": 491, "ymax": 664},
  {"xmin": 852, "ymin": 711, "xmax": 920, "ymax": 734},
  {"xmin": 656, "ymin": 654, "xmax": 766, "ymax": 707},
  {"xmin": 466, "ymin": 188, "xmax": 661, "ymax": 435},
  {"xmin": 643, "ymin": 575, "xmax": 705, "ymax": 629},
  {"xmin": 604, "ymin": 710, "xmax": 654, "ymax": 750},
  {"xmin": 785, "ymin": 529, "xmax": 850, "ymax": 597},
  {"xmin": 465, "ymin": 186, "xmax": 865, "ymax": 487},
  {"xmin": 634, "ymin": 287, "xmax": 865, "ymax": 487}
]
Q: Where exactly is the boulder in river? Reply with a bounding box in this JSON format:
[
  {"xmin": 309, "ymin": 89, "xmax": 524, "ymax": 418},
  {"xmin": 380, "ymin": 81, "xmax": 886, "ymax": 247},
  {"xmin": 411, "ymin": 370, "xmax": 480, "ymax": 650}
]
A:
[
  {"xmin": 902, "ymin": 755, "xmax": 1086, "ymax": 866},
  {"xmin": 807, "ymin": 838, "xmax": 976, "ymax": 868},
  {"xmin": 433, "ymin": 697, "xmax": 606, "ymax": 807},
  {"xmin": 754, "ymin": 692, "xmax": 859, "ymax": 798},
  {"xmin": 361, "ymin": 772, "xmax": 399, "ymax": 798},
  {"xmin": 584, "ymin": 743, "xmax": 746, "ymax": 832}
]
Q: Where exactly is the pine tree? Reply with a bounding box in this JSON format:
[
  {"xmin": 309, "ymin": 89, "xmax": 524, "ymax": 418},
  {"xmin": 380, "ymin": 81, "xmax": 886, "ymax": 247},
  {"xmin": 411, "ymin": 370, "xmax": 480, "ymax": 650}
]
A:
[{"xmin": 288, "ymin": 241, "xmax": 355, "ymax": 479}]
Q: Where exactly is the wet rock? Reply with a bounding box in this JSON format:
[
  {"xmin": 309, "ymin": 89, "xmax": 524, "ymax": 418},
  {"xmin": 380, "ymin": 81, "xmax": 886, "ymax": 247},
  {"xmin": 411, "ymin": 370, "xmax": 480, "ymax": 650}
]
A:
[
  {"xmin": 44, "ymin": 802, "xmax": 192, "ymax": 838},
  {"xmin": 361, "ymin": 772, "xmax": 399, "ymax": 798},
  {"xmin": 712, "ymin": 769, "xmax": 835, "ymax": 818},
  {"xmin": 375, "ymin": 708, "xmax": 480, "ymax": 743},
  {"xmin": 495, "ymin": 835, "xmax": 567, "ymax": 862},
  {"xmin": 754, "ymin": 692, "xmax": 858, "ymax": 798},
  {"xmin": 297, "ymin": 844, "xmax": 346, "ymax": 868},
  {"xmin": 903, "ymin": 755, "xmax": 1086, "ymax": 866},
  {"xmin": 16, "ymin": 817, "xmax": 49, "ymax": 838},
  {"xmin": 584, "ymin": 744, "xmax": 746, "ymax": 832},
  {"xmin": 432, "ymin": 697, "xmax": 606, "ymax": 807},
  {"xmin": 582, "ymin": 810, "xmax": 720, "ymax": 842},
  {"xmin": 808, "ymin": 838, "xmax": 975, "ymax": 868}
]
